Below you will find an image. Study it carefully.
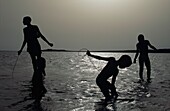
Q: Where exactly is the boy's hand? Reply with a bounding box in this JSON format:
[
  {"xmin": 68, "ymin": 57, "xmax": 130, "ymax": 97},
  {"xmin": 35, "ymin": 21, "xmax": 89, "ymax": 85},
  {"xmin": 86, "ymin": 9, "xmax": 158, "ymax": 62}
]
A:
[
  {"xmin": 86, "ymin": 50, "xmax": 91, "ymax": 56},
  {"xmin": 49, "ymin": 43, "xmax": 53, "ymax": 47},
  {"xmin": 155, "ymin": 48, "xmax": 158, "ymax": 51}
]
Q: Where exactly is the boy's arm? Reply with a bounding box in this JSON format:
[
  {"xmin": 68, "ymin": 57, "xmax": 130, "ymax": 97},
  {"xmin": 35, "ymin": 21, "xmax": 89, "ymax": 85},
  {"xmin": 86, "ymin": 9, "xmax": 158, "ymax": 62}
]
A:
[
  {"xmin": 18, "ymin": 30, "xmax": 27, "ymax": 55},
  {"xmin": 36, "ymin": 26, "xmax": 53, "ymax": 47},
  {"xmin": 133, "ymin": 44, "xmax": 139, "ymax": 63},
  {"xmin": 148, "ymin": 41, "xmax": 157, "ymax": 50},
  {"xmin": 86, "ymin": 50, "xmax": 110, "ymax": 61},
  {"xmin": 18, "ymin": 40, "xmax": 26, "ymax": 55}
]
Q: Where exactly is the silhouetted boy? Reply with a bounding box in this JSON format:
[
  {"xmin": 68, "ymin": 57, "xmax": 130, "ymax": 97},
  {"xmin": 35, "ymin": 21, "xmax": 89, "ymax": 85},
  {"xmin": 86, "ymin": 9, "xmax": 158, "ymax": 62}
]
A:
[
  {"xmin": 133, "ymin": 34, "xmax": 157, "ymax": 83},
  {"xmin": 32, "ymin": 57, "xmax": 47, "ymax": 103},
  {"xmin": 86, "ymin": 51, "xmax": 132, "ymax": 102},
  {"xmin": 18, "ymin": 16, "xmax": 53, "ymax": 73}
]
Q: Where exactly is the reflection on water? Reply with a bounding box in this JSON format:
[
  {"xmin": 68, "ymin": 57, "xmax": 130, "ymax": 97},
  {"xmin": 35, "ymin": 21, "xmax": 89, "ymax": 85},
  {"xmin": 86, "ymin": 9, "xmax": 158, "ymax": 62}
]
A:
[{"xmin": 0, "ymin": 52, "xmax": 169, "ymax": 111}]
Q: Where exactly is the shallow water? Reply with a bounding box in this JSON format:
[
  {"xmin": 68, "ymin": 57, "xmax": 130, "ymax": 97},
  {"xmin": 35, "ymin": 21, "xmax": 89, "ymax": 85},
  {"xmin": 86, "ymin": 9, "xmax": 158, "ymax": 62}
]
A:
[{"xmin": 0, "ymin": 51, "xmax": 170, "ymax": 111}]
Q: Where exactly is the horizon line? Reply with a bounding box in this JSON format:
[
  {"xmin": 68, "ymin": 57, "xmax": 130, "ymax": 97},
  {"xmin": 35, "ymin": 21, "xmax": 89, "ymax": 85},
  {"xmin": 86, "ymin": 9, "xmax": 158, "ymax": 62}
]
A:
[{"xmin": 1, "ymin": 48, "xmax": 170, "ymax": 53}]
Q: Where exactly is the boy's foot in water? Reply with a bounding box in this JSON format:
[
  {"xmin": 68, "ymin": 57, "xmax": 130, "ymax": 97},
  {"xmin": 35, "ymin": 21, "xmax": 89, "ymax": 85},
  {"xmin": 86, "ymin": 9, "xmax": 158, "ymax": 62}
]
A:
[
  {"xmin": 137, "ymin": 79, "xmax": 144, "ymax": 83},
  {"xmin": 111, "ymin": 93, "xmax": 118, "ymax": 102},
  {"xmin": 147, "ymin": 78, "xmax": 152, "ymax": 83},
  {"xmin": 104, "ymin": 96, "xmax": 112, "ymax": 104},
  {"xmin": 114, "ymin": 94, "xmax": 118, "ymax": 102}
]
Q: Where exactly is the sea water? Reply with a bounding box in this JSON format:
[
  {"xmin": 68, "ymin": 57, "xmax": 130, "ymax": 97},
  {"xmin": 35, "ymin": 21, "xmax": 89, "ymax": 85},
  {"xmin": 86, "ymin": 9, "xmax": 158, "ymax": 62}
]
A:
[{"xmin": 0, "ymin": 51, "xmax": 170, "ymax": 111}]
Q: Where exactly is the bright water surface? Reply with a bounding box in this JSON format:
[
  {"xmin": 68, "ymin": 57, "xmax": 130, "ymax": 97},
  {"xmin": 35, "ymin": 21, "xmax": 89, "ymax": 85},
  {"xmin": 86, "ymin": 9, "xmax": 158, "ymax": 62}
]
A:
[{"xmin": 0, "ymin": 51, "xmax": 170, "ymax": 111}]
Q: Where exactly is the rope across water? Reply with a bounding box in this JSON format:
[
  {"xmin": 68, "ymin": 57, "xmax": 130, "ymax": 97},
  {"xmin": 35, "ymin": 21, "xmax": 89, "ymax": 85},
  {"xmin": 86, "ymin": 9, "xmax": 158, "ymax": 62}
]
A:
[
  {"xmin": 12, "ymin": 55, "xmax": 19, "ymax": 78},
  {"xmin": 78, "ymin": 48, "xmax": 100, "ymax": 72}
]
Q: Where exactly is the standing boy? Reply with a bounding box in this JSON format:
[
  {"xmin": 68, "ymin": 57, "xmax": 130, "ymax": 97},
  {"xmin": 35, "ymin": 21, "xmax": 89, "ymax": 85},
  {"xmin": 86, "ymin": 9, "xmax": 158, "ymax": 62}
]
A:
[
  {"xmin": 18, "ymin": 16, "xmax": 53, "ymax": 73},
  {"xmin": 133, "ymin": 34, "xmax": 157, "ymax": 83}
]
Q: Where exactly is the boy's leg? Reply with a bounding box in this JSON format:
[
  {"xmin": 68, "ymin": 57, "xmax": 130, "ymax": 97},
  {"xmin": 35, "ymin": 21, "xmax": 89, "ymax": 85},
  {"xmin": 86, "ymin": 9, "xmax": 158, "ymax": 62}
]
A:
[
  {"xmin": 110, "ymin": 85, "xmax": 118, "ymax": 98},
  {"xmin": 29, "ymin": 54, "xmax": 37, "ymax": 72},
  {"xmin": 97, "ymin": 81, "xmax": 111, "ymax": 101},
  {"xmin": 139, "ymin": 59, "xmax": 144, "ymax": 81},
  {"xmin": 101, "ymin": 87, "xmax": 110, "ymax": 100},
  {"xmin": 145, "ymin": 59, "xmax": 151, "ymax": 82},
  {"xmin": 42, "ymin": 85, "xmax": 47, "ymax": 94}
]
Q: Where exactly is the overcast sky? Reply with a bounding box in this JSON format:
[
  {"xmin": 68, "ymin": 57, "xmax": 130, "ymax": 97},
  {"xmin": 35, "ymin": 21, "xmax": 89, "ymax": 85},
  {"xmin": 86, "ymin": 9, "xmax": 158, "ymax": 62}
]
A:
[{"xmin": 0, "ymin": 0, "xmax": 170, "ymax": 51}]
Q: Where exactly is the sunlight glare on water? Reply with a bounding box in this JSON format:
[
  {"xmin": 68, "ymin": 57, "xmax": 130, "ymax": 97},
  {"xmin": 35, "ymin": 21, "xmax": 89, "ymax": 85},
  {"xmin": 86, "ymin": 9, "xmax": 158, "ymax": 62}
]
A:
[{"xmin": 1, "ymin": 52, "xmax": 169, "ymax": 111}]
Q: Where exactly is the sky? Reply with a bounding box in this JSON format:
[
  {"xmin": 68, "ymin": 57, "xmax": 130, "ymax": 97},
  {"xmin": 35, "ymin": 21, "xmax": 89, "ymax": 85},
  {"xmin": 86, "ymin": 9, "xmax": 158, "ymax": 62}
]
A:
[{"xmin": 0, "ymin": 0, "xmax": 170, "ymax": 51}]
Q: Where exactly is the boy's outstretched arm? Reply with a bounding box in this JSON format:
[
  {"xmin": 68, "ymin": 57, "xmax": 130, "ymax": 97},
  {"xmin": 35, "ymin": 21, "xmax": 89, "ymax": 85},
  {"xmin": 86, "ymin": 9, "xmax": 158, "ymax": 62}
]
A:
[
  {"xmin": 40, "ymin": 34, "xmax": 53, "ymax": 47},
  {"xmin": 37, "ymin": 27, "xmax": 53, "ymax": 47},
  {"xmin": 86, "ymin": 50, "xmax": 110, "ymax": 61},
  {"xmin": 148, "ymin": 41, "xmax": 157, "ymax": 51}
]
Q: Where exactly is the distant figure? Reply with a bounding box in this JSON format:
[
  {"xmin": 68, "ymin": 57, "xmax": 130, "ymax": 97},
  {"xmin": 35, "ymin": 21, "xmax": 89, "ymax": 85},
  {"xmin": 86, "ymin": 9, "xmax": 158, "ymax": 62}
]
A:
[
  {"xmin": 86, "ymin": 50, "xmax": 132, "ymax": 102},
  {"xmin": 18, "ymin": 16, "xmax": 53, "ymax": 73},
  {"xmin": 133, "ymin": 34, "xmax": 157, "ymax": 83},
  {"xmin": 32, "ymin": 57, "xmax": 47, "ymax": 103}
]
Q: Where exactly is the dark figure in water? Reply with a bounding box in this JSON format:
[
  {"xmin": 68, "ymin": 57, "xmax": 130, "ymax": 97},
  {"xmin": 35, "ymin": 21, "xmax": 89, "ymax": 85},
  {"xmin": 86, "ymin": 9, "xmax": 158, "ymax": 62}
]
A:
[
  {"xmin": 18, "ymin": 16, "xmax": 53, "ymax": 73},
  {"xmin": 86, "ymin": 51, "xmax": 132, "ymax": 102},
  {"xmin": 133, "ymin": 34, "xmax": 157, "ymax": 83},
  {"xmin": 32, "ymin": 57, "xmax": 47, "ymax": 103}
]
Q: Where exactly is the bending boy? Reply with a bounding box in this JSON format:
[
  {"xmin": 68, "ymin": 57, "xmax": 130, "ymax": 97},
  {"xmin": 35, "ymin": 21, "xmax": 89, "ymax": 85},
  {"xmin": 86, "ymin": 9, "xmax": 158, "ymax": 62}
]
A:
[{"xmin": 86, "ymin": 51, "xmax": 132, "ymax": 102}]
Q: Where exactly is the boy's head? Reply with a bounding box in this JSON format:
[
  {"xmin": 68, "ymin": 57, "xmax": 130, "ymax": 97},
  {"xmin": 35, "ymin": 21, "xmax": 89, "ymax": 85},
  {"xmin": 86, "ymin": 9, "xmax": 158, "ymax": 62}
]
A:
[
  {"xmin": 23, "ymin": 16, "xmax": 32, "ymax": 25},
  {"xmin": 138, "ymin": 34, "xmax": 144, "ymax": 42},
  {"xmin": 37, "ymin": 57, "xmax": 46, "ymax": 70},
  {"xmin": 118, "ymin": 55, "xmax": 132, "ymax": 68}
]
